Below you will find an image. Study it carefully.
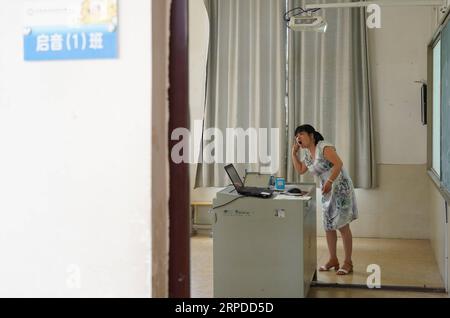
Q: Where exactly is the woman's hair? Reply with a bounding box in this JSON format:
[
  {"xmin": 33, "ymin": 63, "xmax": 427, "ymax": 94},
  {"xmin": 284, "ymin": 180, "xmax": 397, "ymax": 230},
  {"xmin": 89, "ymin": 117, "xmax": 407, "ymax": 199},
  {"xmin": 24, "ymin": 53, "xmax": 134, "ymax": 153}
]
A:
[{"xmin": 295, "ymin": 124, "xmax": 324, "ymax": 145}]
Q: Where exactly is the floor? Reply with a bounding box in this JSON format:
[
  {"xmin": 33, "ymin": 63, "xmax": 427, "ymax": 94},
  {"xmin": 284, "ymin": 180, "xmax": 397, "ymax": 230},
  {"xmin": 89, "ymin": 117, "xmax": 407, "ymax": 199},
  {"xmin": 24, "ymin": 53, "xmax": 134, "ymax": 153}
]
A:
[
  {"xmin": 191, "ymin": 235, "xmax": 448, "ymax": 298},
  {"xmin": 316, "ymin": 237, "xmax": 444, "ymax": 288},
  {"xmin": 308, "ymin": 287, "xmax": 448, "ymax": 298}
]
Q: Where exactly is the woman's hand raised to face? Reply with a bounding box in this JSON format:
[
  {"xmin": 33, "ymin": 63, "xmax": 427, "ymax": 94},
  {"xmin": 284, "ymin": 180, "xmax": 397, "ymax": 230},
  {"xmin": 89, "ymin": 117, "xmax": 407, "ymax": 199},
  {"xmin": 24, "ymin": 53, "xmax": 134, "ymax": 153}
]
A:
[{"xmin": 292, "ymin": 139, "xmax": 300, "ymax": 155}]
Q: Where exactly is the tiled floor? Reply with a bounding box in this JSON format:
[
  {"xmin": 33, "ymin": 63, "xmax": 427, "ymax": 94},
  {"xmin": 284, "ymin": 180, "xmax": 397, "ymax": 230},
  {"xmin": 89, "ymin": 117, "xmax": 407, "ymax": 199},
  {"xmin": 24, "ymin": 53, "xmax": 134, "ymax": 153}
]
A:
[
  {"xmin": 308, "ymin": 287, "xmax": 448, "ymax": 298},
  {"xmin": 191, "ymin": 234, "xmax": 214, "ymax": 298},
  {"xmin": 316, "ymin": 237, "xmax": 444, "ymax": 288},
  {"xmin": 191, "ymin": 235, "xmax": 447, "ymax": 298}
]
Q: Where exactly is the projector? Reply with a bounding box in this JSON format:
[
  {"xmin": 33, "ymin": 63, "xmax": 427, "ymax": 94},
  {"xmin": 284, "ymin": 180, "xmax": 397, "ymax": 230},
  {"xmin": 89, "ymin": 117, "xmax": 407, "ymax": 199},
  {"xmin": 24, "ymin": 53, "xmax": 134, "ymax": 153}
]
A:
[{"xmin": 288, "ymin": 16, "xmax": 328, "ymax": 32}]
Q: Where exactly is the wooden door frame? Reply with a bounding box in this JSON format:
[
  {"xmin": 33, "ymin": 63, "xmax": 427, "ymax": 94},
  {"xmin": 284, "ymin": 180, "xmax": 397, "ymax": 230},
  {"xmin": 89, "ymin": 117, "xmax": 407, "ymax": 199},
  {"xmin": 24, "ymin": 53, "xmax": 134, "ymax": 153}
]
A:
[{"xmin": 168, "ymin": 0, "xmax": 190, "ymax": 298}]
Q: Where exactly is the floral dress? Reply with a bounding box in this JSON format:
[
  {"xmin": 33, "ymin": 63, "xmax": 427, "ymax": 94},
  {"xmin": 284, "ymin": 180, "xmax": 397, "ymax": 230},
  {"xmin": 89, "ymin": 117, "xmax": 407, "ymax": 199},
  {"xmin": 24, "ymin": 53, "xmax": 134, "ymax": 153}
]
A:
[{"xmin": 302, "ymin": 141, "xmax": 358, "ymax": 231}]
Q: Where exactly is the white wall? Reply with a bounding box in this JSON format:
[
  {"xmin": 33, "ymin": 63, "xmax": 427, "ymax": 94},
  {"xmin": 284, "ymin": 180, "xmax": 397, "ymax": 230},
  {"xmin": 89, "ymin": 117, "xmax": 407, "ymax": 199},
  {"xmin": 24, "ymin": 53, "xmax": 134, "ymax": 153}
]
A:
[
  {"xmin": 189, "ymin": 0, "xmax": 209, "ymax": 124},
  {"xmin": 0, "ymin": 1, "xmax": 151, "ymax": 297},
  {"xmin": 152, "ymin": 0, "xmax": 171, "ymax": 298},
  {"xmin": 189, "ymin": 0, "xmax": 221, "ymax": 202},
  {"xmin": 189, "ymin": 4, "xmax": 439, "ymax": 240},
  {"xmin": 329, "ymin": 6, "xmax": 435, "ymax": 239},
  {"xmin": 316, "ymin": 165, "xmax": 431, "ymax": 239},
  {"xmin": 370, "ymin": 7, "xmax": 431, "ymax": 165},
  {"xmin": 429, "ymin": 182, "xmax": 447, "ymax": 287},
  {"xmin": 316, "ymin": 6, "xmax": 436, "ymax": 239}
]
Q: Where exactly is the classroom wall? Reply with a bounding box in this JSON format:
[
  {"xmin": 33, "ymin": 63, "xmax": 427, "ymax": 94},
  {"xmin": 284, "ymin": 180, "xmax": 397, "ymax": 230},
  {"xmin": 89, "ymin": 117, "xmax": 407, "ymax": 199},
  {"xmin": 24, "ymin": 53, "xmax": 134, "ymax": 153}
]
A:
[
  {"xmin": 336, "ymin": 6, "xmax": 435, "ymax": 239},
  {"xmin": 152, "ymin": 0, "xmax": 171, "ymax": 298},
  {"xmin": 371, "ymin": 7, "xmax": 430, "ymax": 165},
  {"xmin": 429, "ymin": 182, "xmax": 447, "ymax": 288},
  {"xmin": 189, "ymin": 3, "xmax": 438, "ymax": 240},
  {"xmin": 189, "ymin": 0, "xmax": 214, "ymax": 201},
  {"xmin": 0, "ymin": 1, "xmax": 152, "ymax": 297}
]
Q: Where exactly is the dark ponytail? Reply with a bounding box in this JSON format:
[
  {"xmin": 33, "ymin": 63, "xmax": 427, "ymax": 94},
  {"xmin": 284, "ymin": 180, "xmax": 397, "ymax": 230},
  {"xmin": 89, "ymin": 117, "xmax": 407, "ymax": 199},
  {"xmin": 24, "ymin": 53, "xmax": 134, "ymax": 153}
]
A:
[
  {"xmin": 313, "ymin": 131, "xmax": 324, "ymax": 144},
  {"xmin": 295, "ymin": 124, "xmax": 324, "ymax": 146}
]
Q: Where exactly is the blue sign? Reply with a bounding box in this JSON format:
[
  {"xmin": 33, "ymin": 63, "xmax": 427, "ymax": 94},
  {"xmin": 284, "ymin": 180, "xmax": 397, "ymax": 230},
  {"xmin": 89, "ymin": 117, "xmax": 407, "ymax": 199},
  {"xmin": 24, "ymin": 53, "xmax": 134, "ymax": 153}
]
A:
[
  {"xmin": 23, "ymin": 0, "xmax": 119, "ymax": 61},
  {"xmin": 24, "ymin": 26, "xmax": 117, "ymax": 61},
  {"xmin": 275, "ymin": 178, "xmax": 286, "ymax": 191}
]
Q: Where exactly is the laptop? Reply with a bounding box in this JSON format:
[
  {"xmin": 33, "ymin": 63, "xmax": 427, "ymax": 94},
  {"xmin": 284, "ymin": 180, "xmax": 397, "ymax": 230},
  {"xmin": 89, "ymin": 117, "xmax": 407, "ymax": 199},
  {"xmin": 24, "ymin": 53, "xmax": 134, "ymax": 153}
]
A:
[{"xmin": 224, "ymin": 164, "xmax": 274, "ymax": 198}]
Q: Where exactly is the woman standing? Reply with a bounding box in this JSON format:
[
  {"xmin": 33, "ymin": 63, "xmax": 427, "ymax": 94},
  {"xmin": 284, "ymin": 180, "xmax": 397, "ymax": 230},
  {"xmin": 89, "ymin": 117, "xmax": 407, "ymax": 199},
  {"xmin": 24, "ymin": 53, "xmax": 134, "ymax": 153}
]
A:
[{"xmin": 291, "ymin": 125, "xmax": 358, "ymax": 275}]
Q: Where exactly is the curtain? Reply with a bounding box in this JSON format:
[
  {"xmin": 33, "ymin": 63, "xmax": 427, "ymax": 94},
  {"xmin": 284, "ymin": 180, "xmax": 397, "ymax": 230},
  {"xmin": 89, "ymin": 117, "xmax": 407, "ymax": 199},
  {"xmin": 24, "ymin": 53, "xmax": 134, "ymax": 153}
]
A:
[
  {"xmin": 286, "ymin": 0, "xmax": 377, "ymax": 189},
  {"xmin": 195, "ymin": 0, "xmax": 287, "ymax": 187}
]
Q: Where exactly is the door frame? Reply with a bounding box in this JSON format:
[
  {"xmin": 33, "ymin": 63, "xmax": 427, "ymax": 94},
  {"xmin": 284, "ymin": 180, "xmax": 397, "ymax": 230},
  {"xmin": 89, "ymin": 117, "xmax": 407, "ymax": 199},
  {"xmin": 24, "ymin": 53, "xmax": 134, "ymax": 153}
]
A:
[{"xmin": 168, "ymin": 0, "xmax": 190, "ymax": 298}]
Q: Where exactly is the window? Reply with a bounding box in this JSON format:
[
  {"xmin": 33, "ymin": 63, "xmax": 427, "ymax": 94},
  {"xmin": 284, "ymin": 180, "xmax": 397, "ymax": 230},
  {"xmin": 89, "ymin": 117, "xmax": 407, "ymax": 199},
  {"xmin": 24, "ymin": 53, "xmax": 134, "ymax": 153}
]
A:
[{"xmin": 432, "ymin": 40, "xmax": 441, "ymax": 178}]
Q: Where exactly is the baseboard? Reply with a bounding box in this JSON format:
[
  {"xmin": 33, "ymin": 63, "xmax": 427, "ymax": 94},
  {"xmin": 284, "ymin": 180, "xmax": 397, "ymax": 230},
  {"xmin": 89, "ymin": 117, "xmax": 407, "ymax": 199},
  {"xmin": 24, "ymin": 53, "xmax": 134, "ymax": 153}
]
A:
[{"xmin": 311, "ymin": 281, "xmax": 446, "ymax": 294}]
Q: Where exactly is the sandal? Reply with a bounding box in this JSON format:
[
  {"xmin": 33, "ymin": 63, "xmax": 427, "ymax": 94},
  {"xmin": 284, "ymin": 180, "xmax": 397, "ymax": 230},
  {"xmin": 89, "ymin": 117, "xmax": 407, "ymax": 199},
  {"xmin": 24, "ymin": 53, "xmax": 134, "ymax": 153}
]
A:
[
  {"xmin": 336, "ymin": 261, "xmax": 353, "ymax": 275},
  {"xmin": 319, "ymin": 260, "xmax": 340, "ymax": 272}
]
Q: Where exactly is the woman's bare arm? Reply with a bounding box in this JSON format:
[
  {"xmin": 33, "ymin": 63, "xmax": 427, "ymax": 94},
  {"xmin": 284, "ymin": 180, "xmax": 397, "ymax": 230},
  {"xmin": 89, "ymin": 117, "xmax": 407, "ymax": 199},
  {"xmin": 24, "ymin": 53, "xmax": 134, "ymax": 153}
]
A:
[
  {"xmin": 323, "ymin": 146, "xmax": 343, "ymax": 182},
  {"xmin": 292, "ymin": 143, "xmax": 308, "ymax": 175}
]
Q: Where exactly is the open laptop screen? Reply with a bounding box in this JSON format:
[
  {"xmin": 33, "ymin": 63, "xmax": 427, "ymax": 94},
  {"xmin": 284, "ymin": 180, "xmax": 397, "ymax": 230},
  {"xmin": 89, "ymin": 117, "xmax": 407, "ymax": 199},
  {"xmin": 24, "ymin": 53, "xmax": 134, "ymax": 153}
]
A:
[{"xmin": 224, "ymin": 164, "xmax": 244, "ymax": 189}]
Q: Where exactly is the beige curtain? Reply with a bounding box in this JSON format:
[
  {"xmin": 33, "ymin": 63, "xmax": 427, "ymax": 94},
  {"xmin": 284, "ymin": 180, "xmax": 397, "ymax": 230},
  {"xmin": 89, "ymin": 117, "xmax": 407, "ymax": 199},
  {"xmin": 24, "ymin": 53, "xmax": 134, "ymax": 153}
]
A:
[
  {"xmin": 286, "ymin": 0, "xmax": 377, "ymax": 189},
  {"xmin": 195, "ymin": 0, "xmax": 287, "ymax": 187}
]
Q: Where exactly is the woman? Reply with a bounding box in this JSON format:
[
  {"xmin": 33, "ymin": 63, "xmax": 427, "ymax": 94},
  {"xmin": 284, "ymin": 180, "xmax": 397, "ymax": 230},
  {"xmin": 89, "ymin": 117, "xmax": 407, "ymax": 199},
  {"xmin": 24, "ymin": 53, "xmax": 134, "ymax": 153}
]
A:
[{"xmin": 291, "ymin": 124, "xmax": 358, "ymax": 275}]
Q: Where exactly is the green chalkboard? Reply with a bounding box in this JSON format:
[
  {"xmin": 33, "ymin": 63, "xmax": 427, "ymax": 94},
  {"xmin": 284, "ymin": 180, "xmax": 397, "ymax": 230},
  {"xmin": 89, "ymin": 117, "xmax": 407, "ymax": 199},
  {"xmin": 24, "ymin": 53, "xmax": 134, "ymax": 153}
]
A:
[{"xmin": 442, "ymin": 22, "xmax": 450, "ymax": 194}]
